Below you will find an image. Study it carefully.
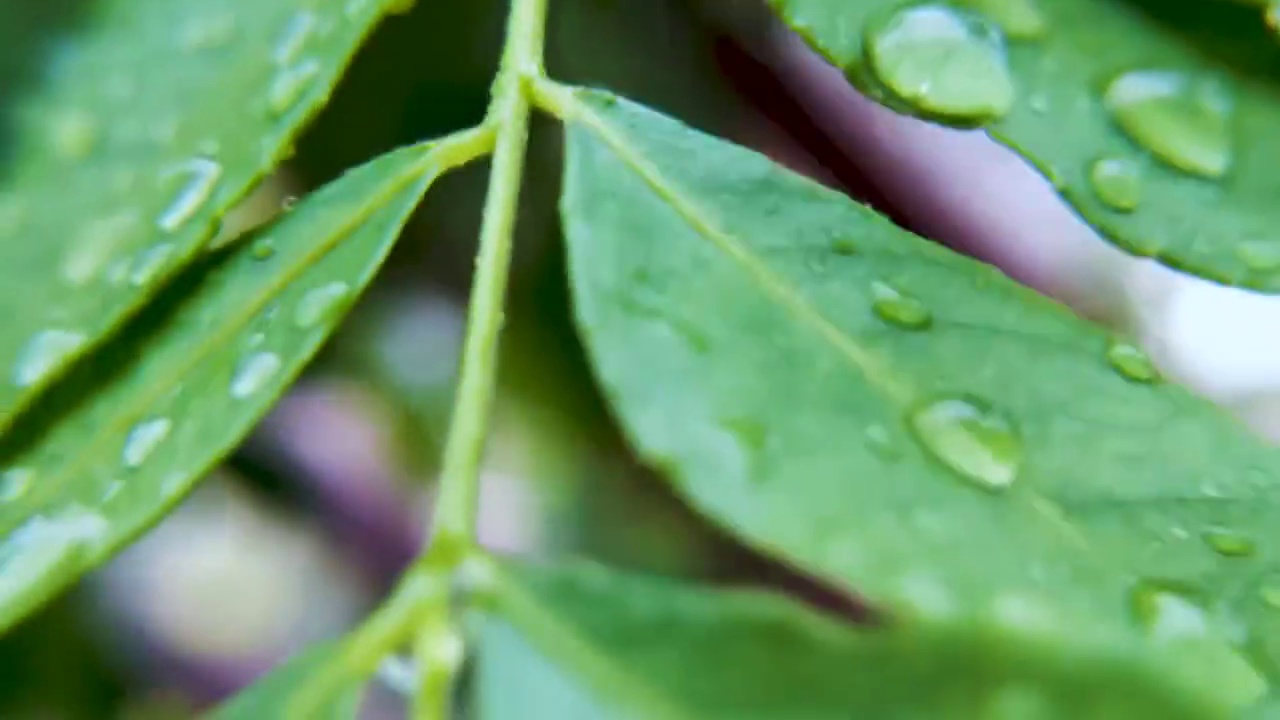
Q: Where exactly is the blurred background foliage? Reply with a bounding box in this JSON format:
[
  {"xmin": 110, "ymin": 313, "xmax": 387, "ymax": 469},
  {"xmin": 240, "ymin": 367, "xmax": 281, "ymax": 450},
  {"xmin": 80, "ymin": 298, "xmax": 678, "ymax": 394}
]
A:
[{"xmin": 0, "ymin": 0, "xmax": 813, "ymax": 716}]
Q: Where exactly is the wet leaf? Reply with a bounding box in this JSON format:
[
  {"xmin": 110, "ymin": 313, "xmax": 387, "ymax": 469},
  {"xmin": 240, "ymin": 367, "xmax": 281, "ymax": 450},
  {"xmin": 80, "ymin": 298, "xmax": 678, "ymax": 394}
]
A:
[
  {"xmin": 0, "ymin": 137, "xmax": 467, "ymax": 632},
  {"xmin": 767, "ymin": 0, "xmax": 1280, "ymax": 289},
  {"xmin": 474, "ymin": 559, "xmax": 1227, "ymax": 719},
  {"xmin": 0, "ymin": 0, "xmax": 407, "ymax": 430},
  {"xmin": 551, "ymin": 84, "xmax": 1280, "ymax": 709},
  {"xmin": 210, "ymin": 642, "xmax": 360, "ymax": 719}
]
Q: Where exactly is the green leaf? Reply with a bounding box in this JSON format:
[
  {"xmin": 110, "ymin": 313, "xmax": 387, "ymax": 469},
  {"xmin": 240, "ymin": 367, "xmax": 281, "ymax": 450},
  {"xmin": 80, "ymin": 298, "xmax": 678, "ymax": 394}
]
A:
[
  {"xmin": 209, "ymin": 642, "xmax": 361, "ymax": 719},
  {"xmin": 475, "ymin": 559, "xmax": 1228, "ymax": 719},
  {"xmin": 766, "ymin": 0, "xmax": 1280, "ymax": 289},
  {"xmin": 0, "ymin": 135, "xmax": 471, "ymax": 633},
  {"xmin": 0, "ymin": 0, "xmax": 406, "ymax": 430},
  {"xmin": 549, "ymin": 83, "xmax": 1280, "ymax": 708}
]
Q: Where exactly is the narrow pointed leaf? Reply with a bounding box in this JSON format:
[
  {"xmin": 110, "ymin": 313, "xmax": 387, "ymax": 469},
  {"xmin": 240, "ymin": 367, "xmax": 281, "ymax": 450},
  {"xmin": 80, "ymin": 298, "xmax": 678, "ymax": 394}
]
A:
[
  {"xmin": 0, "ymin": 0, "xmax": 407, "ymax": 430},
  {"xmin": 767, "ymin": 0, "xmax": 1280, "ymax": 289},
  {"xmin": 552, "ymin": 84, "xmax": 1280, "ymax": 707},
  {"xmin": 475, "ymin": 560, "xmax": 1226, "ymax": 719},
  {"xmin": 0, "ymin": 136, "xmax": 470, "ymax": 633},
  {"xmin": 210, "ymin": 642, "xmax": 360, "ymax": 719}
]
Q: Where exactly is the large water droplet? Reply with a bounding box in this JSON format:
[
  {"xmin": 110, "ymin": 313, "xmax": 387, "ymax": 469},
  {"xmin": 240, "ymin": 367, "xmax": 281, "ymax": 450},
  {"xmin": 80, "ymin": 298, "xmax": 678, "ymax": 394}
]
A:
[
  {"xmin": 871, "ymin": 281, "xmax": 932, "ymax": 330},
  {"xmin": 1089, "ymin": 157, "xmax": 1142, "ymax": 212},
  {"xmin": 1131, "ymin": 581, "xmax": 1209, "ymax": 640},
  {"xmin": 0, "ymin": 468, "xmax": 33, "ymax": 502},
  {"xmin": 157, "ymin": 157, "xmax": 222, "ymax": 233},
  {"xmin": 0, "ymin": 509, "xmax": 108, "ymax": 610},
  {"xmin": 267, "ymin": 59, "xmax": 322, "ymax": 117},
  {"xmin": 13, "ymin": 329, "xmax": 86, "ymax": 388},
  {"xmin": 122, "ymin": 417, "xmax": 172, "ymax": 468},
  {"xmin": 273, "ymin": 10, "xmax": 318, "ymax": 65},
  {"xmin": 962, "ymin": 0, "xmax": 1046, "ymax": 40},
  {"xmin": 1105, "ymin": 341, "xmax": 1159, "ymax": 384},
  {"xmin": 294, "ymin": 281, "xmax": 351, "ymax": 329},
  {"xmin": 129, "ymin": 243, "xmax": 175, "ymax": 287},
  {"xmin": 1203, "ymin": 528, "xmax": 1255, "ymax": 558},
  {"xmin": 1104, "ymin": 70, "xmax": 1233, "ymax": 179},
  {"xmin": 48, "ymin": 109, "xmax": 99, "ymax": 160},
  {"xmin": 61, "ymin": 211, "xmax": 139, "ymax": 285},
  {"xmin": 230, "ymin": 351, "xmax": 282, "ymax": 399},
  {"xmin": 909, "ymin": 395, "xmax": 1022, "ymax": 492},
  {"xmin": 864, "ymin": 4, "xmax": 1014, "ymax": 125},
  {"xmin": 251, "ymin": 238, "xmax": 277, "ymax": 260}
]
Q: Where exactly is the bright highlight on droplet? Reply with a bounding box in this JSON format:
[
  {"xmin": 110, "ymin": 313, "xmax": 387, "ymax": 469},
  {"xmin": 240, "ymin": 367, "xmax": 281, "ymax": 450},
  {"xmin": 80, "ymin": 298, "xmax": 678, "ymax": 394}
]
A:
[
  {"xmin": 1104, "ymin": 69, "xmax": 1233, "ymax": 179},
  {"xmin": 908, "ymin": 395, "xmax": 1023, "ymax": 492}
]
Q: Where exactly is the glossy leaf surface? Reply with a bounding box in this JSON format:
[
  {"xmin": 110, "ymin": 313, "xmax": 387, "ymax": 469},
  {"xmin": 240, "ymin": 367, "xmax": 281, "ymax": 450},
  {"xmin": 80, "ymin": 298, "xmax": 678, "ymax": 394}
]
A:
[
  {"xmin": 551, "ymin": 83, "xmax": 1280, "ymax": 708},
  {"xmin": 0, "ymin": 0, "xmax": 405, "ymax": 429},
  {"xmin": 0, "ymin": 138, "xmax": 459, "ymax": 633},
  {"xmin": 768, "ymin": 0, "xmax": 1280, "ymax": 289},
  {"xmin": 475, "ymin": 559, "xmax": 1227, "ymax": 719}
]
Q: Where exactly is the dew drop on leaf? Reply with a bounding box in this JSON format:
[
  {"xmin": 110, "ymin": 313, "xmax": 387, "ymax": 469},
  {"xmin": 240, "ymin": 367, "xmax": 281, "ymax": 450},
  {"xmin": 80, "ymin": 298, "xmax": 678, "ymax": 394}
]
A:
[
  {"xmin": 908, "ymin": 395, "xmax": 1022, "ymax": 492},
  {"xmin": 1103, "ymin": 70, "xmax": 1233, "ymax": 179},
  {"xmin": 121, "ymin": 417, "xmax": 173, "ymax": 469},
  {"xmin": 864, "ymin": 423, "xmax": 901, "ymax": 461},
  {"xmin": 0, "ymin": 509, "xmax": 108, "ymax": 610},
  {"xmin": 1088, "ymin": 157, "xmax": 1142, "ymax": 212},
  {"xmin": 294, "ymin": 281, "xmax": 351, "ymax": 329},
  {"xmin": 1105, "ymin": 341, "xmax": 1159, "ymax": 384},
  {"xmin": 1130, "ymin": 581, "xmax": 1208, "ymax": 640},
  {"xmin": 1234, "ymin": 239, "xmax": 1280, "ymax": 274},
  {"xmin": 871, "ymin": 281, "xmax": 932, "ymax": 330},
  {"xmin": 273, "ymin": 10, "xmax": 319, "ymax": 65},
  {"xmin": 1202, "ymin": 528, "xmax": 1255, "ymax": 558},
  {"xmin": 178, "ymin": 14, "xmax": 237, "ymax": 52},
  {"xmin": 128, "ymin": 242, "xmax": 175, "ymax": 287},
  {"xmin": 864, "ymin": 4, "xmax": 1014, "ymax": 125},
  {"xmin": 1260, "ymin": 586, "xmax": 1280, "ymax": 610},
  {"xmin": 229, "ymin": 351, "xmax": 282, "ymax": 399},
  {"xmin": 251, "ymin": 237, "xmax": 277, "ymax": 260},
  {"xmin": 0, "ymin": 468, "xmax": 33, "ymax": 503},
  {"xmin": 157, "ymin": 157, "xmax": 222, "ymax": 233},
  {"xmin": 13, "ymin": 329, "xmax": 87, "ymax": 389},
  {"xmin": 267, "ymin": 59, "xmax": 322, "ymax": 118}
]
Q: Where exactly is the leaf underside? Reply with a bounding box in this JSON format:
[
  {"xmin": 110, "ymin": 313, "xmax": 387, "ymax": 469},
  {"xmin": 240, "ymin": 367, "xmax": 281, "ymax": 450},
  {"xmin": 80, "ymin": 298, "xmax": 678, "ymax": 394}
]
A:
[
  {"xmin": 768, "ymin": 0, "xmax": 1280, "ymax": 290},
  {"xmin": 0, "ymin": 0, "xmax": 404, "ymax": 431},
  {"xmin": 555, "ymin": 85, "xmax": 1280, "ymax": 709},
  {"xmin": 475, "ymin": 559, "xmax": 1227, "ymax": 719},
  {"xmin": 0, "ymin": 140, "xmax": 446, "ymax": 634}
]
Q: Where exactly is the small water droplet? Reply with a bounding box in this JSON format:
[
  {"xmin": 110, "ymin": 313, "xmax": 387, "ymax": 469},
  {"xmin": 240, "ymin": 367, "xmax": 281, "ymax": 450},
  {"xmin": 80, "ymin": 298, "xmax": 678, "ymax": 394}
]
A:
[
  {"xmin": 121, "ymin": 417, "xmax": 172, "ymax": 468},
  {"xmin": 251, "ymin": 238, "xmax": 276, "ymax": 260},
  {"xmin": 865, "ymin": 423, "xmax": 902, "ymax": 460},
  {"xmin": 871, "ymin": 281, "xmax": 932, "ymax": 330},
  {"xmin": 1235, "ymin": 240, "xmax": 1280, "ymax": 273},
  {"xmin": 864, "ymin": 4, "xmax": 1014, "ymax": 125},
  {"xmin": 294, "ymin": 281, "xmax": 352, "ymax": 329},
  {"xmin": 61, "ymin": 211, "xmax": 139, "ymax": 285},
  {"xmin": 273, "ymin": 10, "xmax": 318, "ymax": 65},
  {"xmin": 0, "ymin": 468, "xmax": 33, "ymax": 502},
  {"xmin": 963, "ymin": 0, "xmax": 1046, "ymax": 40},
  {"xmin": 48, "ymin": 109, "xmax": 98, "ymax": 160},
  {"xmin": 129, "ymin": 243, "xmax": 175, "ymax": 287},
  {"xmin": 1131, "ymin": 581, "xmax": 1209, "ymax": 640},
  {"xmin": 1260, "ymin": 586, "xmax": 1280, "ymax": 609},
  {"xmin": 230, "ymin": 351, "xmax": 282, "ymax": 399},
  {"xmin": 909, "ymin": 395, "xmax": 1022, "ymax": 492},
  {"xmin": 13, "ymin": 329, "xmax": 86, "ymax": 388},
  {"xmin": 1203, "ymin": 528, "xmax": 1255, "ymax": 557},
  {"xmin": 267, "ymin": 59, "xmax": 322, "ymax": 117},
  {"xmin": 101, "ymin": 480, "xmax": 124, "ymax": 502},
  {"xmin": 1105, "ymin": 340, "xmax": 1159, "ymax": 383},
  {"xmin": 1027, "ymin": 91, "xmax": 1048, "ymax": 114},
  {"xmin": 0, "ymin": 509, "xmax": 108, "ymax": 609},
  {"xmin": 157, "ymin": 157, "xmax": 222, "ymax": 233},
  {"xmin": 179, "ymin": 14, "xmax": 237, "ymax": 51},
  {"xmin": 1089, "ymin": 157, "xmax": 1142, "ymax": 212},
  {"xmin": 1103, "ymin": 69, "xmax": 1233, "ymax": 179},
  {"xmin": 831, "ymin": 236, "xmax": 857, "ymax": 256}
]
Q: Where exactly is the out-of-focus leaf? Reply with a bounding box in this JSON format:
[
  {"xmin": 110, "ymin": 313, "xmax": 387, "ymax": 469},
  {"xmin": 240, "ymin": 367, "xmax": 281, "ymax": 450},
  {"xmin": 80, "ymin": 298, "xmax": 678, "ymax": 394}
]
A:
[
  {"xmin": 474, "ymin": 559, "xmax": 1228, "ymax": 719},
  {"xmin": 0, "ymin": 135, "xmax": 479, "ymax": 632},
  {"xmin": 767, "ymin": 0, "xmax": 1280, "ymax": 289},
  {"xmin": 209, "ymin": 642, "xmax": 360, "ymax": 720},
  {"xmin": 548, "ymin": 83, "xmax": 1280, "ymax": 709},
  {"xmin": 0, "ymin": 0, "xmax": 407, "ymax": 429}
]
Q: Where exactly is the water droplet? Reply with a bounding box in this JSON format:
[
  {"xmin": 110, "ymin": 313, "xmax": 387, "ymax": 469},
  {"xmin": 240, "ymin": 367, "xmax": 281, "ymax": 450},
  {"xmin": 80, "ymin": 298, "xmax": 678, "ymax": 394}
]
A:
[
  {"xmin": 0, "ymin": 468, "xmax": 33, "ymax": 502},
  {"xmin": 157, "ymin": 157, "xmax": 222, "ymax": 233},
  {"xmin": 61, "ymin": 211, "xmax": 139, "ymax": 285},
  {"xmin": 864, "ymin": 423, "xmax": 902, "ymax": 460},
  {"xmin": 1131, "ymin": 581, "xmax": 1209, "ymax": 640},
  {"xmin": 864, "ymin": 4, "xmax": 1014, "ymax": 125},
  {"xmin": 273, "ymin": 10, "xmax": 318, "ymax": 65},
  {"xmin": 831, "ymin": 237, "xmax": 858, "ymax": 256},
  {"xmin": 267, "ymin": 59, "xmax": 322, "ymax": 117},
  {"xmin": 0, "ymin": 509, "xmax": 108, "ymax": 610},
  {"xmin": 129, "ymin": 243, "xmax": 175, "ymax": 287},
  {"xmin": 230, "ymin": 351, "xmax": 282, "ymax": 399},
  {"xmin": 1235, "ymin": 240, "xmax": 1280, "ymax": 273},
  {"xmin": 48, "ymin": 110, "xmax": 98, "ymax": 160},
  {"xmin": 179, "ymin": 14, "xmax": 237, "ymax": 51},
  {"xmin": 101, "ymin": 480, "xmax": 124, "ymax": 502},
  {"xmin": 13, "ymin": 329, "xmax": 86, "ymax": 388},
  {"xmin": 1103, "ymin": 70, "xmax": 1233, "ymax": 179},
  {"xmin": 909, "ymin": 395, "xmax": 1022, "ymax": 492},
  {"xmin": 871, "ymin": 281, "xmax": 932, "ymax": 330},
  {"xmin": 294, "ymin": 281, "xmax": 351, "ymax": 329},
  {"xmin": 1089, "ymin": 157, "xmax": 1142, "ymax": 212},
  {"xmin": 963, "ymin": 0, "xmax": 1046, "ymax": 40},
  {"xmin": 1260, "ymin": 585, "xmax": 1280, "ymax": 609},
  {"xmin": 1027, "ymin": 91, "xmax": 1048, "ymax": 114},
  {"xmin": 251, "ymin": 238, "xmax": 276, "ymax": 260},
  {"xmin": 1203, "ymin": 528, "xmax": 1255, "ymax": 557},
  {"xmin": 122, "ymin": 417, "xmax": 172, "ymax": 468},
  {"xmin": 1105, "ymin": 341, "xmax": 1159, "ymax": 384}
]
